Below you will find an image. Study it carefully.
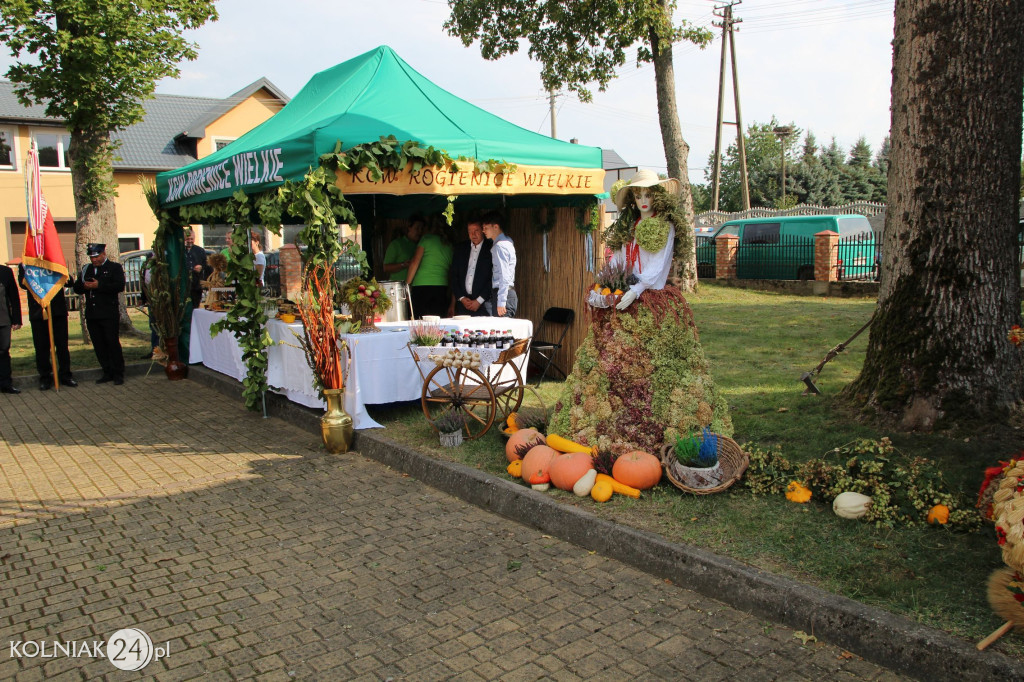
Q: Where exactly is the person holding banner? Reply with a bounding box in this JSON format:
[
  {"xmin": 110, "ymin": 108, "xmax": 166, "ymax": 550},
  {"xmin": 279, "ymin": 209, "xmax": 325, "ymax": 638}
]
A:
[
  {"xmin": 0, "ymin": 262, "xmax": 22, "ymax": 394},
  {"xmin": 18, "ymin": 264, "xmax": 76, "ymax": 390},
  {"xmin": 73, "ymin": 243, "xmax": 126, "ymax": 385},
  {"xmin": 21, "ymin": 138, "xmax": 73, "ymax": 391}
]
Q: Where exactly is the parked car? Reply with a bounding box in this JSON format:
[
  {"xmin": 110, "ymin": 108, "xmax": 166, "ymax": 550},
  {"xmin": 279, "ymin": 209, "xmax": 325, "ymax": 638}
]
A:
[
  {"xmin": 120, "ymin": 249, "xmax": 153, "ymax": 307},
  {"xmin": 696, "ymin": 214, "xmax": 876, "ymax": 280}
]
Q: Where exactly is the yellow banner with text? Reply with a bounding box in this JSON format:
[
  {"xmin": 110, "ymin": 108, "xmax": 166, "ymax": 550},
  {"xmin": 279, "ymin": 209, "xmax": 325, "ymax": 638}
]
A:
[{"xmin": 333, "ymin": 163, "xmax": 605, "ymax": 196}]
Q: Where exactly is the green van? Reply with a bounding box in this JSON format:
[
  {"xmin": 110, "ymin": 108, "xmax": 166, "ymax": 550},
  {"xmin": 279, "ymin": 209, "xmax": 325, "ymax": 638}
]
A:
[{"xmin": 697, "ymin": 214, "xmax": 876, "ymax": 280}]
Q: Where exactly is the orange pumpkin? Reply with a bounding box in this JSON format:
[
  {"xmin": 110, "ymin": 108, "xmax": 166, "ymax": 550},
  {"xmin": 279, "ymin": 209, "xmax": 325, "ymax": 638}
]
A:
[
  {"xmin": 612, "ymin": 451, "xmax": 662, "ymax": 490},
  {"xmin": 520, "ymin": 445, "xmax": 559, "ymax": 485},
  {"xmin": 549, "ymin": 452, "xmax": 595, "ymax": 491},
  {"xmin": 506, "ymin": 428, "xmax": 545, "ymax": 463}
]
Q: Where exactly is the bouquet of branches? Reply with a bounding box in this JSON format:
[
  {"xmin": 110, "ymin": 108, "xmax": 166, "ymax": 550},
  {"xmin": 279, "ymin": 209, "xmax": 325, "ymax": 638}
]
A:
[
  {"xmin": 340, "ymin": 277, "xmax": 392, "ymax": 328},
  {"xmin": 295, "ymin": 262, "xmax": 348, "ymax": 395}
]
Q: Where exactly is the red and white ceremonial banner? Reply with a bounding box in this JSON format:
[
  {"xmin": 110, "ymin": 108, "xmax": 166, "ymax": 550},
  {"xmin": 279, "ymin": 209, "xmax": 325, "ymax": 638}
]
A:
[{"xmin": 21, "ymin": 142, "xmax": 69, "ymax": 306}]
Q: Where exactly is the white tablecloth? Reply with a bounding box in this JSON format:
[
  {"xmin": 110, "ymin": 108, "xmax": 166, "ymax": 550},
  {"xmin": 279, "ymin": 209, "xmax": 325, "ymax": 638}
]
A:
[{"xmin": 189, "ymin": 310, "xmax": 532, "ymax": 430}]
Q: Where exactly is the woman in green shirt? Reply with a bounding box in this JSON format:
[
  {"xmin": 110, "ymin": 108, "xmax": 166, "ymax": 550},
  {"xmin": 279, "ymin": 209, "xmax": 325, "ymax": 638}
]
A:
[
  {"xmin": 383, "ymin": 218, "xmax": 424, "ymax": 282},
  {"xmin": 405, "ymin": 220, "xmax": 453, "ymax": 318}
]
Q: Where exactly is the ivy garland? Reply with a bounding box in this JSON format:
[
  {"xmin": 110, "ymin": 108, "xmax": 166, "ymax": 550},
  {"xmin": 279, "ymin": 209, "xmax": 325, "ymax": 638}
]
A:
[
  {"xmin": 574, "ymin": 201, "xmax": 602, "ymax": 235},
  {"xmin": 180, "ymin": 190, "xmax": 279, "ymax": 411},
  {"xmin": 533, "ymin": 204, "xmax": 556, "ymax": 234}
]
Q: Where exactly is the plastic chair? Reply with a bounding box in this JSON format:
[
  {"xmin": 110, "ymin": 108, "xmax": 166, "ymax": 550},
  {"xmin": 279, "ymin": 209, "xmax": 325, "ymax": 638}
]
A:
[{"xmin": 528, "ymin": 307, "xmax": 574, "ymax": 385}]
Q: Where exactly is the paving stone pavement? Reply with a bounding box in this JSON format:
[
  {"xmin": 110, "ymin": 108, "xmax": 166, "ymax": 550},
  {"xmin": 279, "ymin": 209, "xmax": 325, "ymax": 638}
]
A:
[{"xmin": 0, "ymin": 375, "xmax": 910, "ymax": 680}]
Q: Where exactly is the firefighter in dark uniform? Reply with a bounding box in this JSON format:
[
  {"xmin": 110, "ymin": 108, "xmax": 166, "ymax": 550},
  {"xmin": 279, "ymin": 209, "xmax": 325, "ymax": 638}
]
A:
[
  {"xmin": 18, "ymin": 264, "xmax": 77, "ymax": 390},
  {"xmin": 73, "ymin": 243, "xmax": 126, "ymax": 385}
]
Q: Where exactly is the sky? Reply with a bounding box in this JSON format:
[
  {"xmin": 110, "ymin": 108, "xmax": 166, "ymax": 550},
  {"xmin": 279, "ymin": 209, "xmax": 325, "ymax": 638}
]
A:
[{"xmin": 3, "ymin": 0, "xmax": 898, "ymax": 186}]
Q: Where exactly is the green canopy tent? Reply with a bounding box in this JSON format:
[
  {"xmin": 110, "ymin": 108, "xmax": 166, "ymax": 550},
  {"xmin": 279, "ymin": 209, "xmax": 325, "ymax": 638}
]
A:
[
  {"xmin": 155, "ymin": 45, "xmax": 606, "ymax": 394},
  {"xmin": 156, "ymin": 45, "xmax": 604, "ymax": 212}
]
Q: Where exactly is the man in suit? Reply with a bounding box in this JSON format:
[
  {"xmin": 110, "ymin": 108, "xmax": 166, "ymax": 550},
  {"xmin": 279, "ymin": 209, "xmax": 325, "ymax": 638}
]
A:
[
  {"xmin": 0, "ymin": 262, "xmax": 23, "ymax": 394},
  {"xmin": 450, "ymin": 220, "xmax": 493, "ymax": 317},
  {"xmin": 184, "ymin": 228, "xmax": 209, "ymax": 307},
  {"xmin": 73, "ymin": 243, "xmax": 126, "ymax": 385},
  {"xmin": 18, "ymin": 264, "xmax": 77, "ymax": 390}
]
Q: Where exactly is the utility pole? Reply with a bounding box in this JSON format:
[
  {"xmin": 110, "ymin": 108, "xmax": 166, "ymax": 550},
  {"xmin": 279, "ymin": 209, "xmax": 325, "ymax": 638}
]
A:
[
  {"xmin": 773, "ymin": 125, "xmax": 795, "ymax": 205},
  {"xmin": 710, "ymin": 1, "xmax": 749, "ymax": 211},
  {"xmin": 548, "ymin": 89, "xmax": 557, "ymax": 139}
]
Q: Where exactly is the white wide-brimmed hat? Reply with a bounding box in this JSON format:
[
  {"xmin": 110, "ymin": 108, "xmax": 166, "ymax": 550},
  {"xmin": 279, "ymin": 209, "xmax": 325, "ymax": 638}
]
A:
[{"xmin": 613, "ymin": 169, "xmax": 681, "ymax": 209}]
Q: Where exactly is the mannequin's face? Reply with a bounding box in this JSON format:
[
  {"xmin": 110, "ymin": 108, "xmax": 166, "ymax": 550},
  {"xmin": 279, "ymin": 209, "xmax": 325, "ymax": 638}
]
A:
[{"xmin": 634, "ymin": 189, "xmax": 653, "ymax": 217}]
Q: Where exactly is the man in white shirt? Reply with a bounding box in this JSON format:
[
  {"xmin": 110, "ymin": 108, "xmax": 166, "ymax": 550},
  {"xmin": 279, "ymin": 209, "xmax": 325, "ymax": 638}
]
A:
[
  {"xmin": 481, "ymin": 211, "xmax": 517, "ymax": 317},
  {"xmin": 450, "ymin": 220, "xmax": 493, "ymax": 316}
]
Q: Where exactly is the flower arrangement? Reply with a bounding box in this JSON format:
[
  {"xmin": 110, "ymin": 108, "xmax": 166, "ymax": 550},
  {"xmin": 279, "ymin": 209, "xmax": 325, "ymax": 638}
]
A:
[
  {"xmin": 433, "ymin": 410, "xmax": 467, "ymax": 434},
  {"xmin": 295, "ymin": 262, "xmax": 348, "ymax": 397},
  {"xmin": 587, "ymin": 261, "xmax": 639, "ymax": 308},
  {"xmin": 409, "ymin": 320, "xmax": 444, "ymax": 346},
  {"xmin": 340, "ymin": 277, "xmax": 392, "ymax": 328},
  {"xmin": 674, "ymin": 428, "xmax": 719, "ymax": 468}
]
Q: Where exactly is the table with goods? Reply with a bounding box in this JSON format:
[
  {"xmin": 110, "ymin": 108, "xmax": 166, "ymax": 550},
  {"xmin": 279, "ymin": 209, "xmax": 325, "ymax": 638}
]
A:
[{"xmin": 188, "ymin": 307, "xmax": 532, "ymax": 429}]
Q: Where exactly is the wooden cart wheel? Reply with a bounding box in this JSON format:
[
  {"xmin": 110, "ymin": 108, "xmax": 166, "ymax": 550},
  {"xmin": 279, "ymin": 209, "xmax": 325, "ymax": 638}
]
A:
[
  {"xmin": 421, "ymin": 365, "xmax": 496, "ymax": 440},
  {"xmin": 489, "ymin": 361, "xmax": 525, "ymax": 425}
]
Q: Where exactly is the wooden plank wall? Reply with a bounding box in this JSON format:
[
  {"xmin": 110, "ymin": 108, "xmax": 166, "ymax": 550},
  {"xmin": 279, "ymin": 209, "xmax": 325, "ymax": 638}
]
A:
[{"xmin": 505, "ymin": 205, "xmax": 601, "ymax": 379}]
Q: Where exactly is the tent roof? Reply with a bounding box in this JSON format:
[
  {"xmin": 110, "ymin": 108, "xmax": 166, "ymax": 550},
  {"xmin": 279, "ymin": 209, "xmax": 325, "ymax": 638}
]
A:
[{"xmin": 157, "ymin": 45, "xmax": 603, "ymax": 208}]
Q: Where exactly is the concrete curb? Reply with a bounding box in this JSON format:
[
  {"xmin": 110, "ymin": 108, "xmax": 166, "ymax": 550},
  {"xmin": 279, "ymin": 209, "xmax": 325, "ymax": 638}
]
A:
[{"xmin": 187, "ymin": 364, "xmax": 1023, "ymax": 682}]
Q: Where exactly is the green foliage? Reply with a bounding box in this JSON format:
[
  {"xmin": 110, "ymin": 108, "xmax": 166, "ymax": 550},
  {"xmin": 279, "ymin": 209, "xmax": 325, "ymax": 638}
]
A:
[
  {"xmin": 177, "ymin": 189, "xmax": 281, "ymax": 411},
  {"xmin": 743, "ymin": 438, "xmax": 983, "ymax": 529},
  {"xmin": 574, "ymin": 201, "xmax": 602, "ymax": 235},
  {"xmin": 0, "ymin": 0, "xmax": 218, "ymax": 204},
  {"xmin": 706, "ymin": 118, "xmax": 889, "ymax": 211},
  {"xmin": 444, "ymin": 0, "xmax": 711, "ymax": 102}
]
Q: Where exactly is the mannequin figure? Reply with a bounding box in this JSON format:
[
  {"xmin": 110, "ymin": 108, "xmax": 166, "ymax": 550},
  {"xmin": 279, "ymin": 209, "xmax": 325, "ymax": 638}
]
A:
[{"xmin": 550, "ymin": 169, "xmax": 732, "ymax": 453}]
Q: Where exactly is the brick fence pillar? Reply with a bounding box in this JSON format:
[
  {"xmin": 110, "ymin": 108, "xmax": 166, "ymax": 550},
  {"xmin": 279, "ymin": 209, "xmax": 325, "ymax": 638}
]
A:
[
  {"xmin": 715, "ymin": 234, "xmax": 738, "ymax": 279},
  {"xmin": 279, "ymin": 244, "xmax": 302, "ymax": 301},
  {"xmin": 814, "ymin": 230, "xmax": 840, "ymax": 282}
]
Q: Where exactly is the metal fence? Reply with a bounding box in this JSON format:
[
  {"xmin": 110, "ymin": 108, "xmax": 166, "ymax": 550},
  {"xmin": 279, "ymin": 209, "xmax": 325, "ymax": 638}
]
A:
[
  {"xmin": 695, "ymin": 236, "xmax": 716, "ymax": 278},
  {"xmin": 836, "ymin": 232, "xmax": 882, "ymax": 282},
  {"xmin": 735, "ymin": 234, "xmax": 815, "ymax": 280}
]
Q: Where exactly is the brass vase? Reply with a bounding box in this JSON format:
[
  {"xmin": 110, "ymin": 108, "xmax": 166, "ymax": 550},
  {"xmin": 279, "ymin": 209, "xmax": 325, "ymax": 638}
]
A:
[{"xmin": 321, "ymin": 388, "xmax": 354, "ymax": 453}]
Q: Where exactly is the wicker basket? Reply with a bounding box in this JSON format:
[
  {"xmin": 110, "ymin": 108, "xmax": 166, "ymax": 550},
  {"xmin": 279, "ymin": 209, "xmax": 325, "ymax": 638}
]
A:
[{"xmin": 660, "ymin": 435, "xmax": 749, "ymax": 495}]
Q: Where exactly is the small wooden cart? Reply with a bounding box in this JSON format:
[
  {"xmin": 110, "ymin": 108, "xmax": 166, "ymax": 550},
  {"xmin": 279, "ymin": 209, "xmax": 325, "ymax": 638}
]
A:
[{"xmin": 409, "ymin": 338, "xmax": 531, "ymax": 440}]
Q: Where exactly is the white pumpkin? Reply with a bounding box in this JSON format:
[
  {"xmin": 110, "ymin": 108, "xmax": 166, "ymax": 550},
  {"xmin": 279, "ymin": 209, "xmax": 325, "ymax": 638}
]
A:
[
  {"xmin": 572, "ymin": 469, "xmax": 598, "ymax": 497},
  {"xmin": 833, "ymin": 491, "xmax": 873, "ymax": 519}
]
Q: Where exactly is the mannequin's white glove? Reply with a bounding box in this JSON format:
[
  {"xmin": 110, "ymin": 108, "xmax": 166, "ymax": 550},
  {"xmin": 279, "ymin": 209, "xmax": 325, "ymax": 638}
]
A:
[{"xmin": 615, "ymin": 289, "xmax": 638, "ymax": 311}]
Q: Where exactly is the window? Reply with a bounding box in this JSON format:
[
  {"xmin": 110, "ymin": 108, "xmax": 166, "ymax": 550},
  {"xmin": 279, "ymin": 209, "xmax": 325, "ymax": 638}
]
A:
[
  {"xmin": 33, "ymin": 130, "xmax": 71, "ymax": 169},
  {"xmin": 0, "ymin": 128, "xmax": 14, "ymax": 168},
  {"xmin": 214, "ymin": 138, "xmax": 236, "ymax": 152},
  {"xmin": 118, "ymin": 237, "xmax": 140, "ymax": 253},
  {"xmin": 742, "ymin": 223, "xmax": 781, "ymax": 245}
]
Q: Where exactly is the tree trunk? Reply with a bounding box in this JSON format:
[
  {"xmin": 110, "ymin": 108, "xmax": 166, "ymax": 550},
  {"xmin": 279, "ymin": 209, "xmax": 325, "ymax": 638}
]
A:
[
  {"xmin": 650, "ymin": 0, "xmax": 697, "ymax": 293},
  {"xmin": 67, "ymin": 129, "xmax": 135, "ymax": 334},
  {"xmin": 843, "ymin": 0, "xmax": 1024, "ymax": 431}
]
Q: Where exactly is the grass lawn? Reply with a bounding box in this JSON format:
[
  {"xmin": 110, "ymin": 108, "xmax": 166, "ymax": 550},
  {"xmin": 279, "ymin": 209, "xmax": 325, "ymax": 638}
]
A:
[
  {"xmin": 9, "ymin": 311, "xmax": 154, "ymax": 377},
  {"xmin": 369, "ymin": 282, "xmax": 1023, "ymax": 658}
]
